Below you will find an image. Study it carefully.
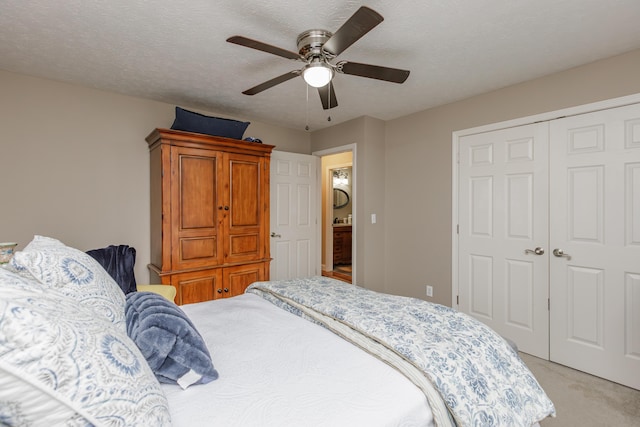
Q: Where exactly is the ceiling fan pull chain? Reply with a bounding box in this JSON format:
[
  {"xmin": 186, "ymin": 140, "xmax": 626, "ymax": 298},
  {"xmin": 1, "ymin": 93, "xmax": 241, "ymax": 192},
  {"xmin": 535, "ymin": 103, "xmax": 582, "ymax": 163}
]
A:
[
  {"xmin": 327, "ymin": 83, "xmax": 332, "ymax": 122},
  {"xmin": 305, "ymin": 83, "xmax": 310, "ymax": 131}
]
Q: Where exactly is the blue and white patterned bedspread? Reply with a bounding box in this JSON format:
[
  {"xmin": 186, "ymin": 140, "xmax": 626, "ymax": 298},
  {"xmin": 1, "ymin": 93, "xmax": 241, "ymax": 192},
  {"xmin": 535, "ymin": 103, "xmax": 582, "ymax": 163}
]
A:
[{"xmin": 247, "ymin": 277, "xmax": 555, "ymax": 427}]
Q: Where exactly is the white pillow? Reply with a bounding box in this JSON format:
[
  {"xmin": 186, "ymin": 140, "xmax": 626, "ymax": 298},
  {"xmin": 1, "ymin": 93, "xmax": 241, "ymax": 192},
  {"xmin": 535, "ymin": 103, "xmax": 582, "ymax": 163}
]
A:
[
  {"xmin": 0, "ymin": 367, "xmax": 82, "ymax": 426},
  {"xmin": 10, "ymin": 235, "xmax": 126, "ymax": 327},
  {"xmin": 0, "ymin": 268, "xmax": 171, "ymax": 426}
]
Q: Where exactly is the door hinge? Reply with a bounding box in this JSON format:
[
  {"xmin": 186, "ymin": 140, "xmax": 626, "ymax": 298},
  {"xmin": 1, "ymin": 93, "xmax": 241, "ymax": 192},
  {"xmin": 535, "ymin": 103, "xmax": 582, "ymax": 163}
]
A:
[
  {"xmin": 457, "ymin": 224, "xmax": 459, "ymax": 234},
  {"xmin": 457, "ymin": 295, "xmax": 459, "ymax": 305},
  {"xmin": 548, "ymin": 298, "xmax": 550, "ymax": 311}
]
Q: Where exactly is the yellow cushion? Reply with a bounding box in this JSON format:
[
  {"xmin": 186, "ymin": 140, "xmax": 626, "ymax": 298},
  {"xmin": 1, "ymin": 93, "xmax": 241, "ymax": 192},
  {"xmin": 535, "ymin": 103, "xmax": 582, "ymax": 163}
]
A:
[{"xmin": 137, "ymin": 284, "xmax": 177, "ymax": 303}]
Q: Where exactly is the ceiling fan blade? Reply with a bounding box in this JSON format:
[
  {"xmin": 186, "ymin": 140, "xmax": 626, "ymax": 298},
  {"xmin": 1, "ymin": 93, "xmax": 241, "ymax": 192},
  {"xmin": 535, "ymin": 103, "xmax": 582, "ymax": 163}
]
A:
[
  {"xmin": 337, "ymin": 61, "xmax": 410, "ymax": 84},
  {"xmin": 242, "ymin": 71, "xmax": 300, "ymax": 95},
  {"xmin": 318, "ymin": 82, "xmax": 338, "ymax": 110},
  {"xmin": 322, "ymin": 6, "xmax": 384, "ymax": 57},
  {"xmin": 227, "ymin": 36, "xmax": 302, "ymax": 61}
]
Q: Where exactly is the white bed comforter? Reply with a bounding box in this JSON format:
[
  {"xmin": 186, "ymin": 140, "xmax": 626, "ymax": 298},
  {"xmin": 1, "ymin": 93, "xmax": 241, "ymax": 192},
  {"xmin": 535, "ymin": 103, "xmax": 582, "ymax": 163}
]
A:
[
  {"xmin": 247, "ymin": 277, "xmax": 555, "ymax": 427},
  {"xmin": 162, "ymin": 292, "xmax": 434, "ymax": 427}
]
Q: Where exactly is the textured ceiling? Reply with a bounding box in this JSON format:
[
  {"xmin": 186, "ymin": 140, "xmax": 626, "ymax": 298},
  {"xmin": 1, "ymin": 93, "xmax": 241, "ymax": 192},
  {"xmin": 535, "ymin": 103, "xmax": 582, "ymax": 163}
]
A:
[{"xmin": 2, "ymin": 0, "xmax": 640, "ymax": 131}]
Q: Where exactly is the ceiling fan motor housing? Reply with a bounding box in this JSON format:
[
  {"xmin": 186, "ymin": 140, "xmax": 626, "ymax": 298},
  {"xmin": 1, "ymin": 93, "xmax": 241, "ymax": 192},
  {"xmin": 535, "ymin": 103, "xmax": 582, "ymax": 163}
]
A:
[{"xmin": 297, "ymin": 29, "xmax": 333, "ymax": 60}]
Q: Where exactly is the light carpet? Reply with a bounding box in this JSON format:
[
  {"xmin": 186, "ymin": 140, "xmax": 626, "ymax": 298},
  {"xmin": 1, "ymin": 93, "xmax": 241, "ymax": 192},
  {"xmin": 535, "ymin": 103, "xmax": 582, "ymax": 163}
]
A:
[{"xmin": 520, "ymin": 353, "xmax": 640, "ymax": 426}]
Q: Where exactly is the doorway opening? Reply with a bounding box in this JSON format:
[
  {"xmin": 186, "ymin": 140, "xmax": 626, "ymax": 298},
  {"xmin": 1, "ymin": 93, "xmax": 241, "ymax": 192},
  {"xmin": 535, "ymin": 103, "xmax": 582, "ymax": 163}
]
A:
[{"xmin": 315, "ymin": 149, "xmax": 354, "ymax": 284}]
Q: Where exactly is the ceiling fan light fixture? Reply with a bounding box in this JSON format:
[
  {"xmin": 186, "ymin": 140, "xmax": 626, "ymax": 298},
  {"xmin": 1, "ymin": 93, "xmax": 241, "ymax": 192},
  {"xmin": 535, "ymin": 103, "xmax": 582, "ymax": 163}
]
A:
[{"xmin": 302, "ymin": 62, "xmax": 334, "ymax": 88}]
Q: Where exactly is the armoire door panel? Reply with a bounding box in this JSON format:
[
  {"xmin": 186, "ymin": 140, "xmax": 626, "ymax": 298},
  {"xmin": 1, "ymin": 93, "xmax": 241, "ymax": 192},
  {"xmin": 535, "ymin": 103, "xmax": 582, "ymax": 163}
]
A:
[
  {"xmin": 170, "ymin": 146, "xmax": 223, "ymax": 270},
  {"xmin": 180, "ymin": 237, "xmax": 218, "ymax": 260},
  {"xmin": 223, "ymin": 263, "xmax": 265, "ymax": 298},
  {"xmin": 229, "ymin": 160, "xmax": 261, "ymax": 227},
  {"xmin": 225, "ymin": 153, "xmax": 266, "ymax": 264},
  {"xmin": 179, "ymin": 155, "xmax": 217, "ymax": 229},
  {"xmin": 229, "ymin": 233, "xmax": 259, "ymax": 257},
  {"xmin": 172, "ymin": 269, "xmax": 222, "ymax": 306}
]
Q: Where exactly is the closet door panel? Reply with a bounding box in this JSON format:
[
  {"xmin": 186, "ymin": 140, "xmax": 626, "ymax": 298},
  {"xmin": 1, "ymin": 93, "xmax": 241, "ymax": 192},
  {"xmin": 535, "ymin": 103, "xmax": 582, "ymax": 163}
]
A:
[
  {"xmin": 549, "ymin": 102, "xmax": 640, "ymax": 390},
  {"xmin": 458, "ymin": 122, "xmax": 549, "ymax": 359}
]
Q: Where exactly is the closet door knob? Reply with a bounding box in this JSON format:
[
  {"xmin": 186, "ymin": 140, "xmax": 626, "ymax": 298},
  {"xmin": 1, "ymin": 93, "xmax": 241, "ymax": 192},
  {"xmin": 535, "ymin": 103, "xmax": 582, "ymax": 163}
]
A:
[
  {"xmin": 224, "ymin": 206, "xmax": 230, "ymax": 211},
  {"xmin": 524, "ymin": 247, "xmax": 545, "ymax": 255},
  {"xmin": 217, "ymin": 289, "xmax": 222, "ymax": 294},
  {"xmin": 553, "ymin": 248, "xmax": 571, "ymax": 259},
  {"xmin": 223, "ymin": 288, "xmax": 229, "ymax": 293}
]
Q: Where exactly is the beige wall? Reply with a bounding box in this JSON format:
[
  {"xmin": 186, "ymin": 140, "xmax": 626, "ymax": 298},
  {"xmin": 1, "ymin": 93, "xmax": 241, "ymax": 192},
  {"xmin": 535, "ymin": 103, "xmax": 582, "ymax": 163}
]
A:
[
  {"xmin": 384, "ymin": 48, "xmax": 640, "ymax": 306},
  {"xmin": 311, "ymin": 116, "xmax": 387, "ymax": 292},
  {"xmin": 0, "ymin": 70, "xmax": 310, "ymax": 282},
  {"xmin": 312, "ymin": 118, "xmax": 364, "ymax": 280},
  {"xmin": 3, "ymin": 48, "xmax": 640, "ymax": 299}
]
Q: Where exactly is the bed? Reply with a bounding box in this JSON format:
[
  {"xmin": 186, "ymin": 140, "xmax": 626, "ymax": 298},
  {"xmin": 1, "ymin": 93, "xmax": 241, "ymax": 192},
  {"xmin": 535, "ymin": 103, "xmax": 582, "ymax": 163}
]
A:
[
  {"xmin": 0, "ymin": 236, "xmax": 555, "ymax": 426},
  {"xmin": 162, "ymin": 291, "xmax": 434, "ymax": 426}
]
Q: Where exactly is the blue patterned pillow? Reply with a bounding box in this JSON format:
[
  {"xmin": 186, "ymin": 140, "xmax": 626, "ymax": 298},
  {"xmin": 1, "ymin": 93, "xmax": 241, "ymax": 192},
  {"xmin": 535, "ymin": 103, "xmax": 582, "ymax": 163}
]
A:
[
  {"xmin": 126, "ymin": 292, "xmax": 219, "ymax": 389},
  {"xmin": 10, "ymin": 235, "xmax": 126, "ymax": 327},
  {"xmin": 0, "ymin": 269, "xmax": 171, "ymax": 425}
]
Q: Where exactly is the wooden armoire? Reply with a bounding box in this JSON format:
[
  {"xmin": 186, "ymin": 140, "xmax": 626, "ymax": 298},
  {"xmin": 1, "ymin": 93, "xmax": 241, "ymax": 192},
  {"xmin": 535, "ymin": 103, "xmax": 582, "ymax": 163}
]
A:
[{"xmin": 146, "ymin": 128, "xmax": 274, "ymax": 304}]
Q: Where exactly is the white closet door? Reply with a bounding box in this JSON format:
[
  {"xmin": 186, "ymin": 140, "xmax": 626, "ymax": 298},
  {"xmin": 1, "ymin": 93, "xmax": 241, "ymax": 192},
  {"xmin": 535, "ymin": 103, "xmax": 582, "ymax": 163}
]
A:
[
  {"xmin": 270, "ymin": 151, "xmax": 319, "ymax": 280},
  {"xmin": 458, "ymin": 123, "xmax": 550, "ymax": 358},
  {"xmin": 549, "ymin": 103, "xmax": 640, "ymax": 390}
]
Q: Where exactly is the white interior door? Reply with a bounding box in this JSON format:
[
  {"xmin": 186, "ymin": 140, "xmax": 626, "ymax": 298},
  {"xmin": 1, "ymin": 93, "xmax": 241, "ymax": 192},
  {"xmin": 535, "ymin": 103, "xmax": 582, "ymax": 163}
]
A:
[
  {"xmin": 270, "ymin": 151, "xmax": 319, "ymax": 280},
  {"xmin": 549, "ymin": 103, "xmax": 640, "ymax": 390},
  {"xmin": 458, "ymin": 123, "xmax": 550, "ymax": 358}
]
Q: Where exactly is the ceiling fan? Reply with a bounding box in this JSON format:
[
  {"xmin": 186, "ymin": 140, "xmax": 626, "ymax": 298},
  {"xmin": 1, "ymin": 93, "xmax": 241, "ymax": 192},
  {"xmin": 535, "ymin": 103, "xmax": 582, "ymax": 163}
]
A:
[{"xmin": 227, "ymin": 6, "xmax": 410, "ymax": 110}]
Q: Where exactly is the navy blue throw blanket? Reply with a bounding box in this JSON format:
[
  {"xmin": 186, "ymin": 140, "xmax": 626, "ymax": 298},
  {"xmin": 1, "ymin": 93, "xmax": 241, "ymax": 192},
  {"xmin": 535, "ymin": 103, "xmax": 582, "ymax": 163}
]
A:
[{"xmin": 86, "ymin": 244, "xmax": 137, "ymax": 294}]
